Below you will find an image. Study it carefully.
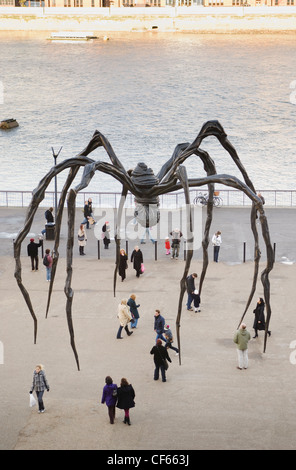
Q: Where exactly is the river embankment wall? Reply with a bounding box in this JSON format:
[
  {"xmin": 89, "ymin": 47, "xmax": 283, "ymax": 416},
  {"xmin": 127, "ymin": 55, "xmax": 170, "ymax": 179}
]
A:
[{"xmin": 1, "ymin": 6, "xmax": 296, "ymax": 32}]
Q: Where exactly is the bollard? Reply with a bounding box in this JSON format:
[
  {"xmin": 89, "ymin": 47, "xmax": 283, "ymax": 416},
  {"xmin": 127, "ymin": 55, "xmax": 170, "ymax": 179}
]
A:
[
  {"xmin": 97, "ymin": 240, "xmax": 100, "ymax": 260},
  {"xmin": 126, "ymin": 240, "xmax": 128, "ymax": 257},
  {"xmin": 243, "ymin": 242, "xmax": 246, "ymax": 263},
  {"xmin": 184, "ymin": 241, "xmax": 186, "ymax": 261},
  {"xmin": 155, "ymin": 241, "xmax": 157, "ymax": 261},
  {"xmin": 273, "ymin": 242, "xmax": 276, "ymax": 262}
]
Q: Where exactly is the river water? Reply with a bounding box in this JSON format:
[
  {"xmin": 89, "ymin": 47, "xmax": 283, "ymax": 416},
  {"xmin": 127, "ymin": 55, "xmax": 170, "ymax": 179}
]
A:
[{"xmin": 0, "ymin": 31, "xmax": 296, "ymax": 194}]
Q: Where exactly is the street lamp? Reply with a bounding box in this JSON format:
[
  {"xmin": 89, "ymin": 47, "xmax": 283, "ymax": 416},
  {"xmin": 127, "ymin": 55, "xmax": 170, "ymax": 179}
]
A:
[{"xmin": 51, "ymin": 146, "xmax": 63, "ymax": 219}]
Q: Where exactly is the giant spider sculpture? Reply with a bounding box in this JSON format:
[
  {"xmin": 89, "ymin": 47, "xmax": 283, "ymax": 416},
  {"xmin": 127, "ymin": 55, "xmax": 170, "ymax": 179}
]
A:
[{"xmin": 14, "ymin": 121, "xmax": 274, "ymax": 370}]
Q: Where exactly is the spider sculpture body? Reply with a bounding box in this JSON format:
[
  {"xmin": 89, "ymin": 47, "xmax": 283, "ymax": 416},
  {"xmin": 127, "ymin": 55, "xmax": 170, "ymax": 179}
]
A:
[{"xmin": 14, "ymin": 121, "xmax": 274, "ymax": 370}]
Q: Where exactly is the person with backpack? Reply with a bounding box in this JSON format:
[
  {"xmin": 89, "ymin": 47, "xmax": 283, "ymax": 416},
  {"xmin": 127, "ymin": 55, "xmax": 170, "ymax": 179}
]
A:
[{"xmin": 43, "ymin": 248, "xmax": 53, "ymax": 282}]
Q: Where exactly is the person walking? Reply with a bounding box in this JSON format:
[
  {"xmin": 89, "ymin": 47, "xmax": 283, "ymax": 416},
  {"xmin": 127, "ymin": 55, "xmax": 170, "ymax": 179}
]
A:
[
  {"xmin": 170, "ymin": 228, "xmax": 183, "ymax": 259},
  {"xmin": 233, "ymin": 323, "xmax": 251, "ymax": 370},
  {"xmin": 253, "ymin": 297, "xmax": 271, "ymax": 338},
  {"xmin": 212, "ymin": 231, "xmax": 222, "ymax": 262},
  {"xmin": 27, "ymin": 237, "xmax": 43, "ymax": 271},
  {"xmin": 102, "ymin": 221, "xmax": 111, "ymax": 249},
  {"xmin": 186, "ymin": 273, "xmax": 198, "ymax": 311},
  {"xmin": 116, "ymin": 299, "xmax": 133, "ymax": 339},
  {"xmin": 43, "ymin": 248, "xmax": 53, "ymax": 282},
  {"xmin": 154, "ymin": 309, "xmax": 166, "ymax": 342},
  {"xmin": 118, "ymin": 248, "xmax": 128, "ymax": 282},
  {"xmin": 116, "ymin": 378, "xmax": 135, "ymax": 425},
  {"xmin": 150, "ymin": 339, "xmax": 172, "ymax": 382},
  {"xmin": 131, "ymin": 245, "xmax": 143, "ymax": 278},
  {"xmin": 78, "ymin": 223, "xmax": 87, "ymax": 256},
  {"xmin": 127, "ymin": 294, "xmax": 140, "ymax": 329},
  {"xmin": 101, "ymin": 376, "xmax": 118, "ymax": 424},
  {"xmin": 164, "ymin": 325, "xmax": 179, "ymax": 356},
  {"xmin": 29, "ymin": 364, "xmax": 50, "ymax": 413}
]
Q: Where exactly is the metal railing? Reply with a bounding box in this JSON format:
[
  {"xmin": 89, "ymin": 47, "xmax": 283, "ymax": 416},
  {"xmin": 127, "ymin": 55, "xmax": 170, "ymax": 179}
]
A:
[{"xmin": 1, "ymin": 189, "xmax": 296, "ymax": 208}]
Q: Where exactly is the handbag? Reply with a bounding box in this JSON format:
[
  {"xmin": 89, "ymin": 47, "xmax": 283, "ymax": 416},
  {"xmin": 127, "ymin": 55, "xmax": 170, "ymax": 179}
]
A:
[
  {"xmin": 29, "ymin": 393, "xmax": 36, "ymax": 407},
  {"xmin": 78, "ymin": 234, "xmax": 85, "ymax": 241},
  {"xmin": 141, "ymin": 263, "xmax": 145, "ymax": 273},
  {"xmin": 112, "ymin": 388, "xmax": 117, "ymax": 397},
  {"xmin": 163, "ymin": 359, "xmax": 169, "ymax": 370}
]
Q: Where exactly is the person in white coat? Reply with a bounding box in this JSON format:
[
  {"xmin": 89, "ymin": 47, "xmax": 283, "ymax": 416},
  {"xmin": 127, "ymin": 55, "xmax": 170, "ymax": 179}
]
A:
[
  {"xmin": 212, "ymin": 231, "xmax": 222, "ymax": 262},
  {"xmin": 116, "ymin": 299, "xmax": 133, "ymax": 339}
]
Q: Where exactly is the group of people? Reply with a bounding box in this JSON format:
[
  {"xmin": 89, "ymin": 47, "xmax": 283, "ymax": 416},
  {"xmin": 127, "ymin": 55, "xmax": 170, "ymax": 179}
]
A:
[
  {"xmin": 116, "ymin": 295, "xmax": 140, "ymax": 339},
  {"xmin": 27, "ymin": 237, "xmax": 53, "ymax": 282},
  {"xmin": 118, "ymin": 246, "xmax": 144, "ymax": 281},
  {"xmin": 234, "ymin": 297, "xmax": 271, "ymax": 370},
  {"xmin": 101, "ymin": 376, "xmax": 135, "ymax": 425}
]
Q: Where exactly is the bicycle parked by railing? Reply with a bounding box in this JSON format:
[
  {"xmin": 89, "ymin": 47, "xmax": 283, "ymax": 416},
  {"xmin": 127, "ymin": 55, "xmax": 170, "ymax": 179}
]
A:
[{"xmin": 193, "ymin": 191, "xmax": 223, "ymax": 207}]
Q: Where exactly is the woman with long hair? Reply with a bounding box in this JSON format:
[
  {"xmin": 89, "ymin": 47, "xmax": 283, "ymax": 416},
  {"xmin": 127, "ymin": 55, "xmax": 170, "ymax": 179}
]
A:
[{"xmin": 116, "ymin": 378, "xmax": 135, "ymax": 425}]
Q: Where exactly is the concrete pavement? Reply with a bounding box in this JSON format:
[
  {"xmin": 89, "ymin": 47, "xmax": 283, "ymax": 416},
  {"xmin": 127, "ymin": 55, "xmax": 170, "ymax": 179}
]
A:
[{"xmin": 1, "ymin": 205, "xmax": 296, "ymax": 450}]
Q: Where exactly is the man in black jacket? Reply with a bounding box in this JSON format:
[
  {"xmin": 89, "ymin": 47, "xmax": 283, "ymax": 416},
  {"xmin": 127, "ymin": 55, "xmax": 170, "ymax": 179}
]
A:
[
  {"xmin": 41, "ymin": 207, "xmax": 54, "ymax": 235},
  {"xmin": 186, "ymin": 273, "xmax": 198, "ymax": 311},
  {"xmin": 27, "ymin": 238, "xmax": 43, "ymax": 271},
  {"xmin": 150, "ymin": 339, "xmax": 172, "ymax": 382}
]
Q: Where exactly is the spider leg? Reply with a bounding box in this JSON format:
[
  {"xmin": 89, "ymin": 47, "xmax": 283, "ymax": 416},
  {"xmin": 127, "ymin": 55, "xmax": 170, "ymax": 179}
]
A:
[
  {"xmin": 14, "ymin": 158, "xmax": 90, "ymax": 344},
  {"xmin": 62, "ymin": 161, "xmax": 131, "ymax": 369},
  {"xmin": 156, "ymin": 173, "xmax": 274, "ymax": 352},
  {"xmin": 113, "ymin": 188, "xmax": 128, "ymax": 297},
  {"xmin": 46, "ymin": 166, "xmax": 81, "ymax": 318},
  {"xmin": 64, "ymin": 188, "xmax": 80, "ymax": 370},
  {"xmin": 157, "ymin": 143, "xmax": 189, "ymax": 183},
  {"xmin": 175, "ymin": 165, "xmax": 194, "ymax": 365},
  {"xmin": 77, "ymin": 130, "xmax": 127, "ymax": 175}
]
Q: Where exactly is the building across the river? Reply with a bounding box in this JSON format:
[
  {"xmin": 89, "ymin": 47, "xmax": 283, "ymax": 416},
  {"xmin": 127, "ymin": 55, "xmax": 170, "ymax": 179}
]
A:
[{"xmin": 0, "ymin": 0, "xmax": 294, "ymax": 8}]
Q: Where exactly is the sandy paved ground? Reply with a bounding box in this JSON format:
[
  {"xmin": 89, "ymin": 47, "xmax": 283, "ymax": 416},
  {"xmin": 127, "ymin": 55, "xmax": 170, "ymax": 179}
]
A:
[{"xmin": 1, "ymin": 206, "xmax": 296, "ymax": 450}]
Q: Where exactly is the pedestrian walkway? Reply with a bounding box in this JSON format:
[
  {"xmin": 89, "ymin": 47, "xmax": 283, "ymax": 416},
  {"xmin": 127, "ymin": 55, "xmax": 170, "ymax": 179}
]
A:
[{"xmin": 1, "ymin": 205, "xmax": 295, "ymax": 264}]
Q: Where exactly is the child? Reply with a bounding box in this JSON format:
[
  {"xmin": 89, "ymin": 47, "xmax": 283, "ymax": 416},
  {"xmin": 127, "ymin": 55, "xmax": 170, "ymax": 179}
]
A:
[
  {"xmin": 165, "ymin": 237, "xmax": 171, "ymax": 255},
  {"xmin": 164, "ymin": 325, "xmax": 179, "ymax": 356}
]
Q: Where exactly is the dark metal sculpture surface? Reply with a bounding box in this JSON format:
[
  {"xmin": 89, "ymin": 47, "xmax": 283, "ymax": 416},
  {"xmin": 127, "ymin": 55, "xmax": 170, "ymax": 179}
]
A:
[{"xmin": 13, "ymin": 121, "xmax": 274, "ymax": 370}]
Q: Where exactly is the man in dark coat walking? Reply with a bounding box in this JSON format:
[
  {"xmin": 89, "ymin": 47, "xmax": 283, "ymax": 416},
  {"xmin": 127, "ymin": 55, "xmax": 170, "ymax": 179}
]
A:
[
  {"xmin": 131, "ymin": 246, "xmax": 143, "ymax": 278},
  {"xmin": 27, "ymin": 238, "xmax": 43, "ymax": 271},
  {"xmin": 150, "ymin": 339, "xmax": 172, "ymax": 382},
  {"xmin": 154, "ymin": 309, "xmax": 166, "ymax": 343}
]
